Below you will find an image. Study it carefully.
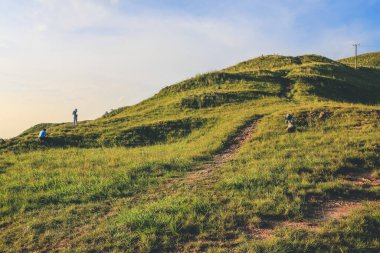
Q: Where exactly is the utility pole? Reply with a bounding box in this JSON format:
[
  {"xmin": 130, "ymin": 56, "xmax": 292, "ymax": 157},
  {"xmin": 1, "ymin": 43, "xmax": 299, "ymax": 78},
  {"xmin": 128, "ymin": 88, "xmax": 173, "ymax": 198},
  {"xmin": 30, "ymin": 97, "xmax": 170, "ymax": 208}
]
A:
[{"xmin": 353, "ymin": 43, "xmax": 360, "ymax": 69}]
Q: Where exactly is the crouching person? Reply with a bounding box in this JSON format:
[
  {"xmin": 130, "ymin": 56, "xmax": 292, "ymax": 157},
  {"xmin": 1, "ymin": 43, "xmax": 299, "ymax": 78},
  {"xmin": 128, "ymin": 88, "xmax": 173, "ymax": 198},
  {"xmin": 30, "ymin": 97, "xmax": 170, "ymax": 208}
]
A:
[
  {"xmin": 39, "ymin": 128, "xmax": 47, "ymax": 142},
  {"xmin": 285, "ymin": 114, "xmax": 296, "ymax": 133}
]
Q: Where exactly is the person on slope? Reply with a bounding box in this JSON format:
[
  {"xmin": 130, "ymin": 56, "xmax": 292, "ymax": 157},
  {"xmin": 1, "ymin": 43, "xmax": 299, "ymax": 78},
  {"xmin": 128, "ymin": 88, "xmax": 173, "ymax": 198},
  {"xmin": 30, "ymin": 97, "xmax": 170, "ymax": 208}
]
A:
[
  {"xmin": 39, "ymin": 129, "xmax": 47, "ymax": 141},
  {"xmin": 73, "ymin": 109, "xmax": 78, "ymax": 126},
  {"xmin": 285, "ymin": 113, "xmax": 296, "ymax": 133}
]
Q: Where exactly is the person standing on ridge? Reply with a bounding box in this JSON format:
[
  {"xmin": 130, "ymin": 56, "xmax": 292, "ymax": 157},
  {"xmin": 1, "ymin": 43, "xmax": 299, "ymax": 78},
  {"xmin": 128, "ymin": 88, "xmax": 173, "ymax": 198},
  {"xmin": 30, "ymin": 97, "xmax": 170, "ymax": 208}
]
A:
[{"xmin": 73, "ymin": 109, "xmax": 78, "ymax": 126}]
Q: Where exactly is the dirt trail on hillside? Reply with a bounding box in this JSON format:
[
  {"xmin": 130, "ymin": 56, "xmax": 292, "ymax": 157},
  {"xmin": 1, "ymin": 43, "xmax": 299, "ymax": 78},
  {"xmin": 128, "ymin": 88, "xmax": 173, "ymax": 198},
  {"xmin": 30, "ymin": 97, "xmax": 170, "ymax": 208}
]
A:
[
  {"xmin": 250, "ymin": 172, "xmax": 380, "ymax": 240},
  {"xmin": 154, "ymin": 116, "xmax": 263, "ymax": 197},
  {"xmin": 250, "ymin": 201, "xmax": 366, "ymax": 240},
  {"xmin": 181, "ymin": 116, "xmax": 262, "ymax": 184},
  {"xmin": 345, "ymin": 170, "xmax": 380, "ymax": 187}
]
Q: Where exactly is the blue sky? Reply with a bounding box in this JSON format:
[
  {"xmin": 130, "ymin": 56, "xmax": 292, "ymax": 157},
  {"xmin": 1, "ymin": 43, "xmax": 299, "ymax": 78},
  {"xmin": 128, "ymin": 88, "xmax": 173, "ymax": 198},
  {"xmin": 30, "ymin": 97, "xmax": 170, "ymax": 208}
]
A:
[{"xmin": 0, "ymin": 0, "xmax": 380, "ymax": 138}]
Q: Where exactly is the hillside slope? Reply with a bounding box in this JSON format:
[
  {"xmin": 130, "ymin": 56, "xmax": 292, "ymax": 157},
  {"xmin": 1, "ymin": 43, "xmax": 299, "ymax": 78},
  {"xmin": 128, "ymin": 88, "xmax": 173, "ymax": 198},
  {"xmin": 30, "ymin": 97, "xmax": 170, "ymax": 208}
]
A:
[
  {"xmin": 0, "ymin": 53, "xmax": 379, "ymax": 252},
  {"xmin": 2, "ymin": 54, "xmax": 380, "ymax": 151},
  {"xmin": 339, "ymin": 51, "xmax": 380, "ymax": 69}
]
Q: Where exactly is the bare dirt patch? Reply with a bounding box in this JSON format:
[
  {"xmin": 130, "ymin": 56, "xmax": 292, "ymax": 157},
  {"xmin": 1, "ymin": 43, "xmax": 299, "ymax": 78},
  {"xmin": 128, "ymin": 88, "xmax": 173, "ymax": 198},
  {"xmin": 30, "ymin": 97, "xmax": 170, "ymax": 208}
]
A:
[
  {"xmin": 249, "ymin": 169, "xmax": 380, "ymax": 240},
  {"xmin": 250, "ymin": 200, "xmax": 366, "ymax": 240},
  {"xmin": 345, "ymin": 171, "xmax": 380, "ymax": 187}
]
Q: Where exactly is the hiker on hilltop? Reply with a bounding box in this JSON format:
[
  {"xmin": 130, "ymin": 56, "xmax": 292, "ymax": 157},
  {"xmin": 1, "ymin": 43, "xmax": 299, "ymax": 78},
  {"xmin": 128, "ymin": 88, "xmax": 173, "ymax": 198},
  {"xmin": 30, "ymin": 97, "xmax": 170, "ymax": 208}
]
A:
[
  {"xmin": 39, "ymin": 129, "xmax": 47, "ymax": 141},
  {"xmin": 73, "ymin": 109, "xmax": 78, "ymax": 126},
  {"xmin": 285, "ymin": 113, "xmax": 296, "ymax": 133}
]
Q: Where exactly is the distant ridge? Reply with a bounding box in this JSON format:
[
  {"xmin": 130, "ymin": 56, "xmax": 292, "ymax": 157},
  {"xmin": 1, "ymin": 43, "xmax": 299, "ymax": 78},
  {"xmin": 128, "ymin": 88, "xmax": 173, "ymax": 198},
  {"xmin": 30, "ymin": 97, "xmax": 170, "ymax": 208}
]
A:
[{"xmin": 339, "ymin": 51, "xmax": 380, "ymax": 69}]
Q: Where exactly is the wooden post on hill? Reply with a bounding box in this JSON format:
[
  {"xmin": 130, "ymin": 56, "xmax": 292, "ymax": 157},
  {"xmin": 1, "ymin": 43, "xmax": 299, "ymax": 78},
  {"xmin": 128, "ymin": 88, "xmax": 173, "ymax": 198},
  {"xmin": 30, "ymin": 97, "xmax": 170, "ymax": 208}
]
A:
[{"xmin": 353, "ymin": 43, "xmax": 360, "ymax": 69}]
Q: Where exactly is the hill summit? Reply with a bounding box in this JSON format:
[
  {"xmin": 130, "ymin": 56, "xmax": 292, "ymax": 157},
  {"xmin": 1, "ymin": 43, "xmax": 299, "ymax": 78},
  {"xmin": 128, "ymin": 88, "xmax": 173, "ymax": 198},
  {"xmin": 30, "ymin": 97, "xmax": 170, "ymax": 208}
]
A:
[
  {"xmin": 2, "ymin": 53, "xmax": 380, "ymax": 151},
  {"xmin": 0, "ymin": 53, "xmax": 379, "ymax": 252}
]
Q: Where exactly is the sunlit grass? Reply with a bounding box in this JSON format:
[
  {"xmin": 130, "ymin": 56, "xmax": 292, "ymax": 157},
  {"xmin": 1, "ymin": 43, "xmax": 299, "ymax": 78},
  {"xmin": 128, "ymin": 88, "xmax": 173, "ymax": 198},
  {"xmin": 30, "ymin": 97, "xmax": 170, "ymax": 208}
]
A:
[{"xmin": 1, "ymin": 53, "xmax": 380, "ymax": 252}]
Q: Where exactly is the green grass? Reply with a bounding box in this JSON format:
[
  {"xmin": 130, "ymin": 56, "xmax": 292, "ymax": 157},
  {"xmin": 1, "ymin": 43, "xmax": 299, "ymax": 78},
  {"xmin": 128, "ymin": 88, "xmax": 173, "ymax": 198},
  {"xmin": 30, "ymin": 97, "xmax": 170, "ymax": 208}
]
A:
[
  {"xmin": 339, "ymin": 52, "xmax": 380, "ymax": 69},
  {"xmin": 1, "ymin": 52, "xmax": 380, "ymax": 252},
  {"xmin": 249, "ymin": 202, "xmax": 380, "ymax": 253}
]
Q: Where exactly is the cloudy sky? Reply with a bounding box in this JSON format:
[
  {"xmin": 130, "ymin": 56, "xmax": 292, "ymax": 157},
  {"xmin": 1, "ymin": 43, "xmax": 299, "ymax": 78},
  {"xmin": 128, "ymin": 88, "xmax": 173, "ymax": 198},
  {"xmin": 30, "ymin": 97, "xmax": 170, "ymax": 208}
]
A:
[{"xmin": 1, "ymin": 0, "xmax": 380, "ymax": 138}]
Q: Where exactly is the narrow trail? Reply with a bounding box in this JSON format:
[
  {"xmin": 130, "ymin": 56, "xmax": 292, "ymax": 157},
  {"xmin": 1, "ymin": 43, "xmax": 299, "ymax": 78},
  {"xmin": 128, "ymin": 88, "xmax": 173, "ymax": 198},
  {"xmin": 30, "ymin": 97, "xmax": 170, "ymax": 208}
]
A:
[
  {"xmin": 250, "ymin": 201, "xmax": 367, "ymax": 240},
  {"xmin": 279, "ymin": 77, "xmax": 295, "ymax": 99},
  {"xmin": 345, "ymin": 170, "xmax": 380, "ymax": 187},
  {"xmin": 148, "ymin": 116, "xmax": 263, "ymax": 198},
  {"xmin": 250, "ymin": 172, "xmax": 380, "ymax": 240},
  {"xmin": 180, "ymin": 116, "xmax": 262, "ymax": 184}
]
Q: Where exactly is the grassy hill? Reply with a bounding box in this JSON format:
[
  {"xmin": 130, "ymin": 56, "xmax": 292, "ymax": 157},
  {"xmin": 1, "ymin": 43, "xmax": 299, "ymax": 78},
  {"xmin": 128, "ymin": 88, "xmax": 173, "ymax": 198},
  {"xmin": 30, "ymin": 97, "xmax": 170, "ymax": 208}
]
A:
[
  {"xmin": 339, "ymin": 51, "xmax": 380, "ymax": 69},
  {"xmin": 0, "ymin": 53, "xmax": 379, "ymax": 252}
]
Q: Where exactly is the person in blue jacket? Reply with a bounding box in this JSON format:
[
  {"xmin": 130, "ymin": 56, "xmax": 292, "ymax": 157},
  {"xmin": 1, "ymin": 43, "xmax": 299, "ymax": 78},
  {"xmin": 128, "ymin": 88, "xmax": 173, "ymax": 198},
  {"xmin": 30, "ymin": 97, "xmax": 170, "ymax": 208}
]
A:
[{"xmin": 39, "ymin": 129, "xmax": 47, "ymax": 141}]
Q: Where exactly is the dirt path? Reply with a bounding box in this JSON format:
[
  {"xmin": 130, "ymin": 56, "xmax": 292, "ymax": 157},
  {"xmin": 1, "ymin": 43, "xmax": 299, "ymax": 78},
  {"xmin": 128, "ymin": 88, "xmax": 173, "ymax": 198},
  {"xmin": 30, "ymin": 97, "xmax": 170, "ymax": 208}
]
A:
[
  {"xmin": 345, "ymin": 170, "xmax": 380, "ymax": 187},
  {"xmin": 250, "ymin": 172, "xmax": 380, "ymax": 240},
  {"xmin": 250, "ymin": 201, "xmax": 366, "ymax": 240},
  {"xmin": 181, "ymin": 116, "xmax": 262, "ymax": 184}
]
